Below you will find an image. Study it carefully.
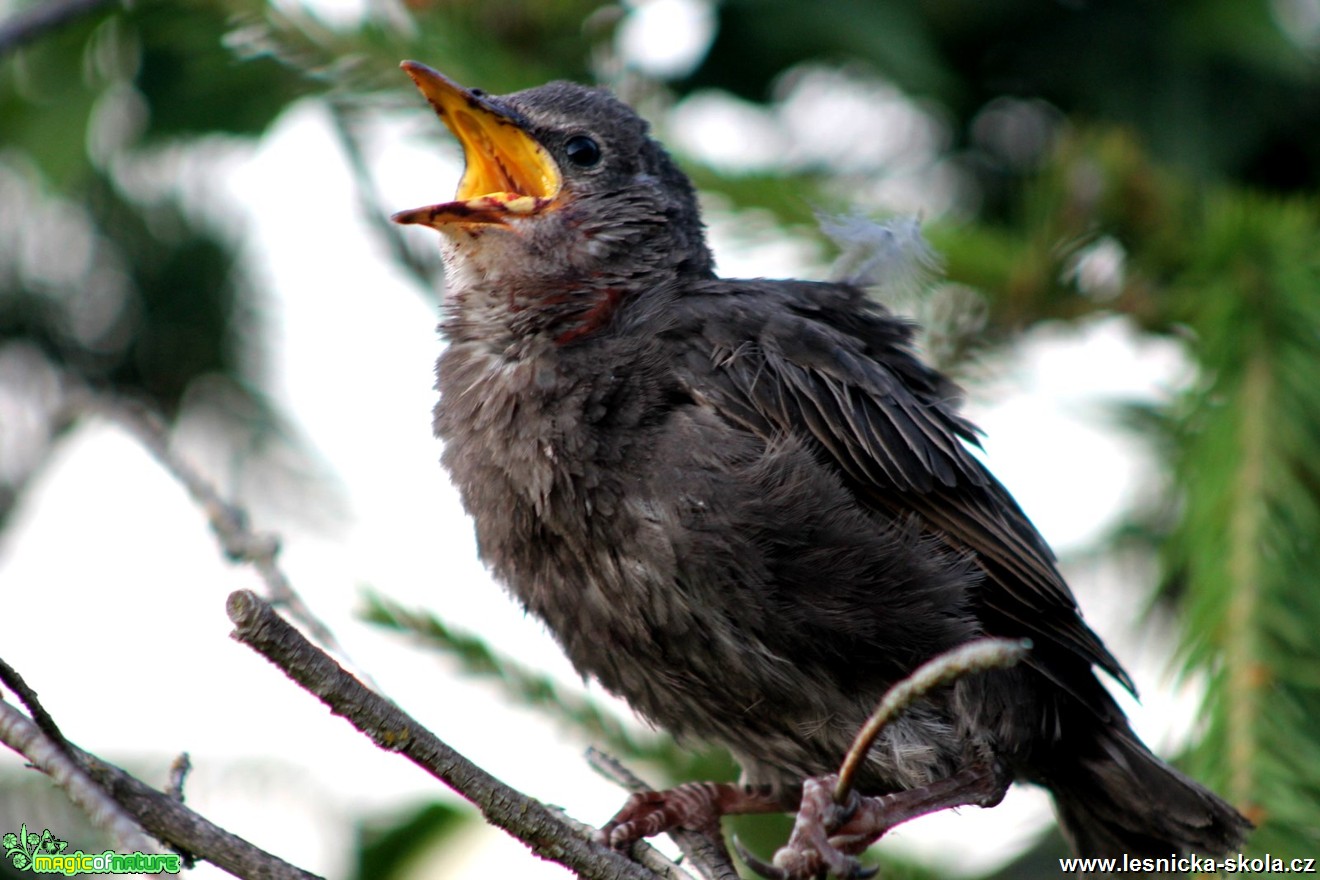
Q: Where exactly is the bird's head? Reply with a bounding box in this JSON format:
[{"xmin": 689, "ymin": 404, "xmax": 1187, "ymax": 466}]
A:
[{"xmin": 392, "ymin": 62, "xmax": 714, "ymax": 305}]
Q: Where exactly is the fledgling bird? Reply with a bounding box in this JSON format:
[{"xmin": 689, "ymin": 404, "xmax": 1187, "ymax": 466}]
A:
[{"xmin": 391, "ymin": 61, "xmax": 1249, "ymax": 876}]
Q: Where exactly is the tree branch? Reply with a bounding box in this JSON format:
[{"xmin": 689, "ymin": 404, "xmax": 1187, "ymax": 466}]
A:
[
  {"xmin": 0, "ymin": 655, "xmax": 75, "ymax": 761},
  {"xmin": 78, "ymin": 750, "xmax": 322, "ymax": 880},
  {"xmin": 0, "ymin": 696, "xmax": 156, "ymax": 855},
  {"xmin": 226, "ymin": 588, "xmax": 669, "ymax": 880},
  {"xmin": 0, "ymin": 682, "xmax": 319, "ymax": 879}
]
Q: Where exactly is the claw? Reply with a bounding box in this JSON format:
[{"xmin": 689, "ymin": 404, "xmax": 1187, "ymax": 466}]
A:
[
  {"xmin": 841, "ymin": 861, "xmax": 880, "ymax": 880},
  {"xmin": 818, "ymin": 847, "xmax": 875, "ymax": 880},
  {"xmin": 733, "ymin": 836, "xmax": 790, "ymax": 880},
  {"xmin": 831, "ymin": 790, "xmax": 860, "ymax": 829}
]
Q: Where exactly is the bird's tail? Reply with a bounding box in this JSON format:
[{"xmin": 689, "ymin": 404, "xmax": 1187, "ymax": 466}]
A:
[{"xmin": 1050, "ymin": 721, "xmax": 1251, "ymax": 870}]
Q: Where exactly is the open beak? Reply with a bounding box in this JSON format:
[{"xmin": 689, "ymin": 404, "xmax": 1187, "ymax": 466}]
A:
[{"xmin": 391, "ymin": 61, "xmax": 562, "ymax": 228}]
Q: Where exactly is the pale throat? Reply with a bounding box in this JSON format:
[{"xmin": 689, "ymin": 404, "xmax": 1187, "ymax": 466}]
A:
[{"xmin": 436, "ymin": 215, "xmax": 633, "ymax": 349}]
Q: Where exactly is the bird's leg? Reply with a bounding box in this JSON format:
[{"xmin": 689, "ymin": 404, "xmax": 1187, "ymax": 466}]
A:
[
  {"xmin": 598, "ymin": 782, "xmax": 790, "ymax": 850},
  {"xmin": 741, "ymin": 763, "xmax": 1009, "ymax": 880}
]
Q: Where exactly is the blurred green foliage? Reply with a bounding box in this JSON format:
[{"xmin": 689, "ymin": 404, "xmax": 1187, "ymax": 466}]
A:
[
  {"xmin": 2, "ymin": 0, "xmax": 1318, "ymax": 876},
  {"xmin": 691, "ymin": 0, "xmax": 1320, "ymax": 189},
  {"xmin": 350, "ymin": 801, "xmax": 467, "ymax": 880}
]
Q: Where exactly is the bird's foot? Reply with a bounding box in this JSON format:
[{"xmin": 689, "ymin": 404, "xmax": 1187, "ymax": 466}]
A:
[
  {"xmin": 739, "ymin": 765, "xmax": 1008, "ymax": 880},
  {"xmin": 597, "ymin": 781, "xmax": 785, "ymax": 850},
  {"xmin": 735, "ymin": 776, "xmax": 875, "ymax": 880}
]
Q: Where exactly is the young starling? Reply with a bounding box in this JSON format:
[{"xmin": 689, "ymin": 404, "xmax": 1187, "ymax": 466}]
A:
[{"xmin": 392, "ymin": 61, "xmax": 1249, "ymax": 875}]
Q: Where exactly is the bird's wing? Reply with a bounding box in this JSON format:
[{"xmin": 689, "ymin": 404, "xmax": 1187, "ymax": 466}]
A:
[{"xmin": 663, "ymin": 279, "xmax": 1134, "ymax": 694}]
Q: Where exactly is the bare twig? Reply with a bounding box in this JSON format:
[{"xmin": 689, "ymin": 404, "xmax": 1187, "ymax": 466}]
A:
[
  {"xmin": 0, "ymin": 664, "xmax": 315, "ymax": 878},
  {"xmin": 0, "ymin": 655, "xmax": 74, "ymax": 760},
  {"xmin": 167, "ymin": 753, "xmax": 192, "ymax": 803},
  {"xmin": 833, "ymin": 638, "xmax": 1031, "ymax": 803},
  {"xmin": 0, "ymin": 696, "xmax": 157, "ymax": 855},
  {"xmin": 227, "ymin": 588, "xmax": 668, "ymax": 880},
  {"xmin": 78, "ymin": 751, "xmax": 321, "ymax": 880},
  {"xmin": 0, "ymin": 0, "xmax": 118, "ymax": 57}
]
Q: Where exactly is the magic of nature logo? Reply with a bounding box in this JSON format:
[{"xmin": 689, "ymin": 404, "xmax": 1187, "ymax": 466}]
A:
[{"xmin": 3, "ymin": 824, "xmax": 181, "ymax": 875}]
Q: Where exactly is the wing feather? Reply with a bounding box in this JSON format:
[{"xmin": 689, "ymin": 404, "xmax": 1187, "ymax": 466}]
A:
[{"xmin": 667, "ymin": 280, "xmax": 1135, "ymax": 693}]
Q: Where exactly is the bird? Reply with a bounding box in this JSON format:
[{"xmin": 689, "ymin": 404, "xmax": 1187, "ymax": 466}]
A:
[{"xmin": 390, "ymin": 60, "xmax": 1250, "ymax": 877}]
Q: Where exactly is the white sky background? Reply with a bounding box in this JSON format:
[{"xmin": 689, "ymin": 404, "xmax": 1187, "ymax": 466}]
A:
[{"xmin": 0, "ymin": 2, "xmax": 1204, "ymax": 878}]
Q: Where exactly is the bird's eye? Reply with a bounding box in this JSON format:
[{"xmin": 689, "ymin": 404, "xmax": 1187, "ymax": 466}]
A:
[{"xmin": 564, "ymin": 135, "xmax": 601, "ymax": 168}]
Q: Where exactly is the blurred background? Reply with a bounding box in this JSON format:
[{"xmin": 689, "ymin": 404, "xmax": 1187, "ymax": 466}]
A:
[{"xmin": 1, "ymin": 0, "xmax": 1318, "ymax": 878}]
